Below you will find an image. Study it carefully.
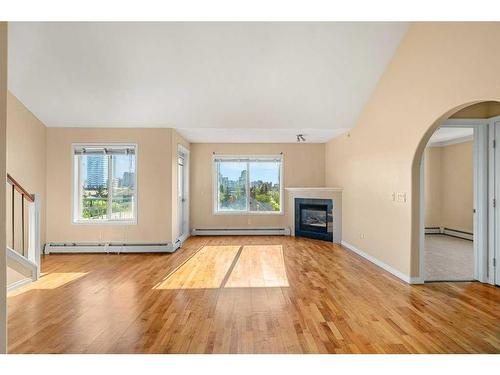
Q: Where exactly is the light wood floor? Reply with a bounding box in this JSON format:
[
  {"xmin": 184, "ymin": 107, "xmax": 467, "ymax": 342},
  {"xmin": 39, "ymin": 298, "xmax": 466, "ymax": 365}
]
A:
[{"xmin": 7, "ymin": 236, "xmax": 500, "ymax": 353}]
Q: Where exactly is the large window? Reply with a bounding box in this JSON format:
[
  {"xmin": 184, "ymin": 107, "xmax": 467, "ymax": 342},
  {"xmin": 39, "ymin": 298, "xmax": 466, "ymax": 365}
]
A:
[
  {"xmin": 73, "ymin": 144, "xmax": 137, "ymax": 223},
  {"xmin": 214, "ymin": 155, "xmax": 283, "ymax": 214}
]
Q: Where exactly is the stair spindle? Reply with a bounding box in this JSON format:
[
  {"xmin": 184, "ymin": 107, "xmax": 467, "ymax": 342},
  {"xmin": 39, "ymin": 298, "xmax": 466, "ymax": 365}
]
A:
[
  {"xmin": 11, "ymin": 183, "xmax": 14, "ymax": 248},
  {"xmin": 21, "ymin": 193, "xmax": 25, "ymax": 256}
]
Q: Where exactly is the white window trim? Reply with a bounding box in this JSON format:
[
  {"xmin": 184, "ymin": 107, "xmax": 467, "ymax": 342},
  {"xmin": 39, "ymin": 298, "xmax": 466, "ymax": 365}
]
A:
[
  {"xmin": 72, "ymin": 143, "xmax": 138, "ymax": 225},
  {"xmin": 212, "ymin": 154, "xmax": 284, "ymax": 216},
  {"xmin": 177, "ymin": 144, "xmax": 190, "ymax": 243}
]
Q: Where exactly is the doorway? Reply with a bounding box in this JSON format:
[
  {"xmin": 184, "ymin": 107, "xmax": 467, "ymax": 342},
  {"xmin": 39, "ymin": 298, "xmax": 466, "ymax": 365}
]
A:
[
  {"xmin": 177, "ymin": 145, "xmax": 190, "ymax": 244},
  {"xmin": 423, "ymin": 124, "xmax": 478, "ymax": 281},
  {"xmin": 419, "ymin": 111, "xmax": 500, "ymax": 285}
]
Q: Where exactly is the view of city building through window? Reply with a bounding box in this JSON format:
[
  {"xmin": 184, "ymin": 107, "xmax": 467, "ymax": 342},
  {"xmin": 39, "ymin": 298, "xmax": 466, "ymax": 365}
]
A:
[
  {"xmin": 74, "ymin": 145, "xmax": 136, "ymax": 222},
  {"xmin": 215, "ymin": 157, "xmax": 281, "ymax": 213}
]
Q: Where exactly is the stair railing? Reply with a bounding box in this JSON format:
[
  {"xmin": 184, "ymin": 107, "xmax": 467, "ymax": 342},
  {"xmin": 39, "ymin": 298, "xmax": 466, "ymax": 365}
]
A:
[{"xmin": 6, "ymin": 174, "xmax": 40, "ymax": 280}]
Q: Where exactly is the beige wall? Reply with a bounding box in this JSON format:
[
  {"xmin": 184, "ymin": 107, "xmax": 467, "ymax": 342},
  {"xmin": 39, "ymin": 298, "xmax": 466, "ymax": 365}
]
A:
[
  {"xmin": 325, "ymin": 23, "xmax": 500, "ymax": 278},
  {"xmin": 46, "ymin": 128, "xmax": 176, "ymax": 244},
  {"xmin": 6, "ymin": 93, "xmax": 47, "ymax": 250},
  {"xmin": 441, "ymin": 141, "xmax": 473, "ymax": 232},
  {"xmin": 190, "ymin": 143, "xmax": 325, "ymax": 229},
  {"xmin": 0, "ymin": 21, "xmax": 7, "ymax": 353},
  {"xmin": 6, "ymin": 267, "xmax": 25, "ymax": 287},
  {"xmin": 424, "ymin": 147, "xmax": 442, "ymax": 228},
  {"xmin": 424, "ymin": 141, "xmax": 473, "ymax": 233}
]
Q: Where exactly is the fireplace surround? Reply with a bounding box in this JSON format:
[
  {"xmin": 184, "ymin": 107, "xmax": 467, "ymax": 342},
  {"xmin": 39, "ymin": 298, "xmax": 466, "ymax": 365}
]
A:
[
  {"xmin": 294, "ymin": 198, "xmax": 333, "ymax": 241},
  {"xmin": 286, "ymin": 187, "xmax": 342, "ymax": 243}
]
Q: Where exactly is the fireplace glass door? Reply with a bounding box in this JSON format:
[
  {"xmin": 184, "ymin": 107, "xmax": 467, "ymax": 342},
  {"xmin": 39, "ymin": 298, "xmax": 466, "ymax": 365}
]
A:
[{"xmin": 299, "ymin": 204, "xmax": 328, "ymax": 233}]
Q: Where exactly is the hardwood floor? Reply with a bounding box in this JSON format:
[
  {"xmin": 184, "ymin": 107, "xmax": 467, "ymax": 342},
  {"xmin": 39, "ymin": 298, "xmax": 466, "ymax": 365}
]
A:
[
  {"xmin": 155, "ymin": 245, "xmax": 241, "ymax": 289},
  {"xmin": 225, "ymin": 245, "xmax": 288, "ymax": 288},
  {"xmin": 7, "ymin": 236, "xmax": 500, "ymax": 354}
]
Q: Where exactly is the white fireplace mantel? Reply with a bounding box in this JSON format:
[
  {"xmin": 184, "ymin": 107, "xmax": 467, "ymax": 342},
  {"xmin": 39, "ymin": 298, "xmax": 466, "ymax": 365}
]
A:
[{"xmin": 285, "ymin": 187, "xmax": 343, "ymax": 192}]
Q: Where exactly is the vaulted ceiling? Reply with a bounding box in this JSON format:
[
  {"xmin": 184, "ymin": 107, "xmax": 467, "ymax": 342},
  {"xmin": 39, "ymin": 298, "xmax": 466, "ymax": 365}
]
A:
[{"xmin": 8, "ymin": 22, "xmax": 408, "ymax": 142}]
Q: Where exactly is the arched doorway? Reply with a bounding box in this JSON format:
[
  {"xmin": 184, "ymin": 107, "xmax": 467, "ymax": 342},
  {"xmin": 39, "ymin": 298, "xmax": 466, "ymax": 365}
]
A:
[{"xmin": 411, "ymin": 101, "xmax": 500, "ymax": 285}]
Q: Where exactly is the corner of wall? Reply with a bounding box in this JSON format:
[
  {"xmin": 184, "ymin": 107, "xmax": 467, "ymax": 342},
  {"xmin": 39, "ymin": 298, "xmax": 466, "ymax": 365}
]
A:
[{"xmin": 0, "ymin": 20, "xmax": 8, "ymax": 354}]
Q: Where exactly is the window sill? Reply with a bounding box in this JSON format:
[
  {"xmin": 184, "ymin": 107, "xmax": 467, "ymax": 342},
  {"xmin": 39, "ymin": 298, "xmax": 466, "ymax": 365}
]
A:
[{"xmin": 72, "ymin": 220, "xmax": 137, "ymax": 225}]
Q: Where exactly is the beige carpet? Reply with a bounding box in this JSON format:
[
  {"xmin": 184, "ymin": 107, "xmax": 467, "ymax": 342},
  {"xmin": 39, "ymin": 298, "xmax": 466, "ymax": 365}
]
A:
[{"xmin": 425, "ymin": 234, "xmax": 474, "ymax": 281}]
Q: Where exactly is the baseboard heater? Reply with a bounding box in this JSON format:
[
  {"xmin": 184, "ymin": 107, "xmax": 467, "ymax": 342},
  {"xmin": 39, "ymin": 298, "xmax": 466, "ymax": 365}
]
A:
[
  {"xmin": 424, "ymin": 227, "xmax": 441, "ymax": 234},
  {"xmin": 44, "ymin": 241, "xmax": 178, "ymax": 254},
  {"xmin": 443, "ymin": 228, "xmax": 473, "ymax": 241},
  {"xmin": 191, "ymin": 228, "xmax": 291, "ymax": 236},
  {"xmin": 425, "ymin": 227, "xmax": 473, "ymax": 241}
]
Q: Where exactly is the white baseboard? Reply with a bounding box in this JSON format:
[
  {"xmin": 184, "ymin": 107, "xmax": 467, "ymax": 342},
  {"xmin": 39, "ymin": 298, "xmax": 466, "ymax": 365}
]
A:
[
  {"xmin": 341, "ymin": 241, "xmax": 421, "ymax": 284},
  {"xmin": 7, "ymin": 246, "xmax": 38, "ymax": 279},
  {"xmin": 192, "ymin": 228, "xmax": 291, "ymax": 236},
  {"xmin": 7, "ymin": 278, "xmax": 33, "ymax": 292},
  {"xmin": 172, "ymin": 238, "xmax": 183, "ymax": 252},
  {"xmin": 442, "ymin": 228, "xmax": 473, "ymax": 241},
  {"xmin": 44, "ymin": 242, "xmax": 176, "ymax": 254},
  {"xmin": 409, "ymin": 276, "xmax": 425, "ymax": 284}
]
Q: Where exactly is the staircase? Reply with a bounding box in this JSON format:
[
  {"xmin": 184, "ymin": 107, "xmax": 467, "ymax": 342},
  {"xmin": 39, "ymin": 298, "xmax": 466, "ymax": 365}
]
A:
[{"xmin": 6, "ymin": 174, "xmax": 41, "ymax": 290}]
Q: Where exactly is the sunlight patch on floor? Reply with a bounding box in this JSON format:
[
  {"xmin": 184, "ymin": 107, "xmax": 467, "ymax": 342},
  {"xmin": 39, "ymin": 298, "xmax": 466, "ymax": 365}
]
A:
[
  {"xmin": 225, "ymin": 245, "xmax": 289, "ymax": 288},
  {"xmin": 154, "ymin": 245, "xmax": 240, "ymax": 289},
  {"xmin": 154, "ymin": 244, "xmax": 289, "ymax": 290},
  {"xmin": 8, "ymin": 272, "xmax": 88, "ymax": 296}
]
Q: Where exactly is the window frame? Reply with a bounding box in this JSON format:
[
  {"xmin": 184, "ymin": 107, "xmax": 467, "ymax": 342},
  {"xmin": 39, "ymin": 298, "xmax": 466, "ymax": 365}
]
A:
[
  {"xmin": 72, "ymin": 143, "xmax": 138, "ymax": 225},
  {"xmin": 212, "ymin": 154, "xmax": 284, "ymax": 216}
]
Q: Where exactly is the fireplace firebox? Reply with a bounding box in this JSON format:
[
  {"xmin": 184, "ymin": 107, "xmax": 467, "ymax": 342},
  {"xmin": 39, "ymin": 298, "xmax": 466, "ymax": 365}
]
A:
[{"xmin": 294, "ymin": 198, "xmax": 333, "ymax": 241}]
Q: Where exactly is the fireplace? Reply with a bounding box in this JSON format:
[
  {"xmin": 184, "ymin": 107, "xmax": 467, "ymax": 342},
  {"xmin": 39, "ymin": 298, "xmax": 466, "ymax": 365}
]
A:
[{"xmin": 295, "ymin": 198, "xmax": 333, "ymax": 241}]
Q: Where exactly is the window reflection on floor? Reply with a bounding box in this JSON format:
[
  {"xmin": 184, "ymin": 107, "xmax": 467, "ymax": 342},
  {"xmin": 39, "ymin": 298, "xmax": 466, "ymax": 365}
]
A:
[
  {"xmin": 154, "ymin": 245, "xmax": 240, "ymax": 289},
  {"xmin": 154, "ymin": 245, "xmax": 289, "ymax": 290},
  {"xmin": 225, "ymin": 245, "xmax": 289, "ymax": 288}
]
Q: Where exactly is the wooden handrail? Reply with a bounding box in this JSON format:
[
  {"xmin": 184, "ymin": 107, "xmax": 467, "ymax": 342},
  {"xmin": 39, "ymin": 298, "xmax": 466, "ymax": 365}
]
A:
[{"xmin": 7, "ymin": 173, "xmax": 34, "ymax": 203}]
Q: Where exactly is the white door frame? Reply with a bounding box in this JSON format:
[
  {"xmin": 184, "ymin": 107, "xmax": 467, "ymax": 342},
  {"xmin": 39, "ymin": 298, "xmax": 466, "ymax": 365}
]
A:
[
  {"xmin": 491, "ymin": 115, "xmax": 500, "ymax": 285},
  {"xmin": 177, "ymin": 144, "xmax": 190, "ymax": 244},
  {"xmin": 419, "ymin": 119, "xmax": 489, "ymax": 283}
]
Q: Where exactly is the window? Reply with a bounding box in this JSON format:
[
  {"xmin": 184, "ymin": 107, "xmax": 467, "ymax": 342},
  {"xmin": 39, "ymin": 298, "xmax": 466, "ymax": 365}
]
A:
[
  {"xmin": 73, "ymin": 144, "xmax": 137, "ymax": 223},
  {"xmin": 214, "ymin": 155, "xmax": 283, "ymax": 214}
]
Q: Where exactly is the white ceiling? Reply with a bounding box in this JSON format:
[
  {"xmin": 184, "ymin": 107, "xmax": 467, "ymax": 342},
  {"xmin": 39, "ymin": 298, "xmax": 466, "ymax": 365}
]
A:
[
  {"xmin": 427, "ymin": 128, "xmax": 474, "ymax": 146},
  {"xmin": 8, "ymin": 22, "xmax": 408, "ymax": 143}
]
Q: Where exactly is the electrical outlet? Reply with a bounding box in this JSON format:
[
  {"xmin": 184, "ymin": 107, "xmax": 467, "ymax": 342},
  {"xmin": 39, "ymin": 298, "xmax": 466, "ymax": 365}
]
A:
[
  {"xmin": 360, "ymin": 233, "xmax": 366, "ymax": 239},
  {"xmin": 393, "ymin": 192, "xmax": 407, "ymax": 203}
]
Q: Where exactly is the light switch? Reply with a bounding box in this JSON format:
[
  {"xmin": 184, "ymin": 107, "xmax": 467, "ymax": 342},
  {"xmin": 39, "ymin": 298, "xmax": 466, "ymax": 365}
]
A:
[
  {"xmin": 396, "ymin": 192, "xmax": 406, "ymax": 203},
  {"xmin": 392, "ymin": 192, "xmax": 407, "ymax": 203}
]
